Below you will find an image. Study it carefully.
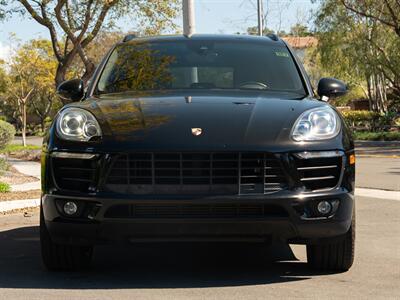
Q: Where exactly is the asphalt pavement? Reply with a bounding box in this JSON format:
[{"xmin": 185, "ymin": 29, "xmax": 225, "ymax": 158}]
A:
[
  {"xmin": 357, "ymin": 157, "xmax": 400, "ymax": 191},
  {"xmin": 0, "ymin": 195, "xmax": 399, "ymax": 299}
]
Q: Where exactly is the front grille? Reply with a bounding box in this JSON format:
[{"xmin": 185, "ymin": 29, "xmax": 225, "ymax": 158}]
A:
[
  {"xmin": 105, "ymin": 153, "xmax": 287, "ymax": 195},
  {"xmin": 104, "ymin": 203, "xmax": 288, "ymax": 219},
  {"xmin": 52, "ymin": 157, "xmax": 97, "ymax": 192},
  {"xmin": 294, "ymin": 156, "xmax": 343, "ymax": 191}
]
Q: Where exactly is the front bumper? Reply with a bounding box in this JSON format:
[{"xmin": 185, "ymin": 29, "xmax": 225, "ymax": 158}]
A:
[
  {"xmin": 42, "ymin": 149, "xmax": 355, "ymax": 245},
  {"xmin": 42, "ymin": 189, "xmax": 354, "ymax": 245}
]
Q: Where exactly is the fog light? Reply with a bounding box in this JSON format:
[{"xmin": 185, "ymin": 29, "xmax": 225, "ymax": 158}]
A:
[
  {"xmin": 317, "ymin": 201, "xmax": 332, "ymax": 215},
  {"xmin": 63, "ymin": 201, "xmax": 78, "ymax": 215}
]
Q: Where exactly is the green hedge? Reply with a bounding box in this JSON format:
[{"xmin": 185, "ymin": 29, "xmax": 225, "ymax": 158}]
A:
[
  {"xmin": 354, "ymin": 131, "xmax": 400, "ymax": 141},
  {"xmin": 342, "ymin": 110, "xmax": 397, "ymax": 131},
  {"xmin": 0, "ymin": 120, "xmax": 16, "ymax": 149}
]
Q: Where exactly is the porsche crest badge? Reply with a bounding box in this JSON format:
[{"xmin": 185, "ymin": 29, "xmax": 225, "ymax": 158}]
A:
[{"xmin": 191, "ymin": 128, "xmax": 203, "ymax": 136}]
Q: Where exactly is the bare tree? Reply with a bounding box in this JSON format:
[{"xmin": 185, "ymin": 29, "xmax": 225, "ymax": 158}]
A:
[{"xmin": 3, "ymin": 0, "xmax": 179, "ymax": 87}]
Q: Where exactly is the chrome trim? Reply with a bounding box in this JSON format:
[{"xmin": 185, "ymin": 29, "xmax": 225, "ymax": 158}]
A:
[
  {"xmin": 300, "ymin": 176, "xmax": 336, "ymax": 181},
  {"xmin": 297, "ymin": 165, "xmax": 338, "ymax": 171},
  {"xmin": 299, "ymin": 153, "xmax": 347, "ymax": 194},
  {"xmin": 294, "ymin": 150, "xmax": 344, "ymax": 159},
  {"xmin": 51, "ymin": 152, "xmax": 98, "ymax": 160}
]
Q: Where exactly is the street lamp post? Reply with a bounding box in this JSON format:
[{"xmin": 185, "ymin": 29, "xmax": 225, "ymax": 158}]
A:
[
  {"xmin": 257, "ymin": 0, "xmax": 264, "ymax": 36},
  {"xmin": 183, "ymin": 0, "xmax": 196, "ymax": 37}
]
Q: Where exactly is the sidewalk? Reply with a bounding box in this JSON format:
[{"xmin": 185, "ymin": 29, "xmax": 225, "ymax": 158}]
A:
[{"xmin": 7, "ymin": 158, "xmax": 41, "ymax": 192}]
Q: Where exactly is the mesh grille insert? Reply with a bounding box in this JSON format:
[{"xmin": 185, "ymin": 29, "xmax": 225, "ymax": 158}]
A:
[
  {"xmin": 106, "ymin": 152, "xmax": 287, "ymax": 195},
  {"xmin": 52, "ymin": 157, "xmax": 97, "ymax": 192}
]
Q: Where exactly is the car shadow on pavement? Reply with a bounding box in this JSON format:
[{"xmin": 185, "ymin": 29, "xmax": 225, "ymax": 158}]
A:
[{"xmin": 0, "ymin": 226, "xmax": 333, "ymax": 289}]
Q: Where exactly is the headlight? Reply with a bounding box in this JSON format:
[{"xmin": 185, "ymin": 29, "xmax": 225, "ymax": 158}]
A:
[
  {"xmin": 56, "ymin": 108, "xmax": 102, "ymax": 141},
  {"xmin": 292, "ymin": 106, "xmax": 340, "ymax": 141}
]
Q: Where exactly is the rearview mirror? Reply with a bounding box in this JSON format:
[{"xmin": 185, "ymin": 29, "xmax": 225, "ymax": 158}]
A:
[
  {"xmin": 317, "ymin": 78, "xmax": 347, "ymax": 101},
  {"xmin": 57, "ymin": 79, "xmax": 85, "ymax": 103}
]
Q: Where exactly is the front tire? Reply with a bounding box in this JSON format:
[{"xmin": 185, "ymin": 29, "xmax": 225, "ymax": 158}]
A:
[
  {"xmin": 306, "ymin": 215, "xmax": 355, "ymax": 272},
  {"xmin": 40, "ymin": 207, "xmax": 93, "ymax": 271}
]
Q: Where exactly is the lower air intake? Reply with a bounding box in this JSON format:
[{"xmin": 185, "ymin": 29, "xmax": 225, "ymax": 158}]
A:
[{"xmin": 104, "ymin": 203, "xmax": 289, "ymax": 219}]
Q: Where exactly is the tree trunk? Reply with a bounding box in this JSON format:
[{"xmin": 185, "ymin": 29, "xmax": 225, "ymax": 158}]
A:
[
  {"xmin": 22, "ymin": 103, "xmax": 27, "ymax": 147},
  {"xmin": 41, "ymin": 117, "xmax": 45, "ymax": 133},
  {"xmin": 81, "ymin": 61, "xmax": 96, "ymax": 85},
  {"xmin": 55, "ymin": 63, "xmax": 68, "ymax": 88},
  {"xmin": 366, "ymin": 74, "xmax": 373, "ymax": 111}
]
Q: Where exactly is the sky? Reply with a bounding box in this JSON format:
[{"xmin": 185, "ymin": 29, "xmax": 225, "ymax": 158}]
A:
[{"xmin": 0, "ymin": 0, "xmax": 317, "ymax": 60}]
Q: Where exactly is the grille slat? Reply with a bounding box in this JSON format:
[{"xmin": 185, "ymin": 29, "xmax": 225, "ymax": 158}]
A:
[
  {"xmin": 52, "ymin": 157, "xmax": 97, "ymax": 192},
  {"xmin": 300, "ymin": 176, "xmax": 336, "ymax": 181},
  {"xmin": 297, "ymin": 165, "xmax": 338, "ymax": 171},
  {"xmin": 294, "ymin": 155, "xmax": 343, "ymax": 191},
  {"xmin": 106, "ymin": 152, "xmax": 287, "ymax": 195}
]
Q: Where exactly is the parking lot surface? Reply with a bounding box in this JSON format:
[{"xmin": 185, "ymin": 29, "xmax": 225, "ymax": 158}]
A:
[{"xmin": 0, "ymin": 194, "xmax": 399, "ymax": 299}]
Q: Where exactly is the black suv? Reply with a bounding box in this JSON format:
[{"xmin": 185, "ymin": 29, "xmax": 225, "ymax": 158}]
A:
[{"xmin": 41, "ymin": 34, "xmax": 355, "ymax": 271}]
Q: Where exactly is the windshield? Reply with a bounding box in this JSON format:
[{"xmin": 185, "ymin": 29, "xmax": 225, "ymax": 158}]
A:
[{"xmin": 96, "ymin": 39, "xmax": 306, "ymax": 95}]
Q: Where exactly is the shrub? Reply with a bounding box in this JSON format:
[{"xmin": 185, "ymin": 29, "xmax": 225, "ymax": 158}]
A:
[
  {"xmin": 0, "ymin": 120, "xmax": 16, "ymax": 149},
  {"xmin": 0, "ymin": 182, "xmax": 10, "ymax": 193},
  {"xmin": 0, "ymin": 158, "xmax": 9, "ymax": 176},
  {"xmin": 341, "ymin": 110, "xmax": 380, "ymax": 129},
  {"xmin": 354, "ymin": 131, "xmax": 400, "ymax": 141},
  {"xmin": 341, "ymin": 110, "xmax": 399, "ymax": 131}
]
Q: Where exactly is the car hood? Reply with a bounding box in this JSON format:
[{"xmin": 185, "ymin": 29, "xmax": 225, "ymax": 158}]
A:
[{"xmin": 67, "ymin": 91, "xmax": 341, "ymax": 152}]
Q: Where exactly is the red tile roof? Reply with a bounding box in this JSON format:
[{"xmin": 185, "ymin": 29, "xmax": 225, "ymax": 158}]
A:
[{"xmin": 282, "ymin": 36, "xmax": 318, "ymax": 49}]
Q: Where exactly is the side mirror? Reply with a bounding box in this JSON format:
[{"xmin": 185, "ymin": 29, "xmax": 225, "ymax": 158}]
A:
[
  {"xmin": 57, "ymin": 79, "xmax": 85, "ymax": 102},
  {"xmin": 317, "ymin": 78, "xmax": 347, "ymax": 101}
]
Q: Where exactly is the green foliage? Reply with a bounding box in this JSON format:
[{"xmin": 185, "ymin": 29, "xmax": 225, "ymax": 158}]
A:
[
  {"xmin": 0, "ymin": 157, "xmax": 9, "ymax": 180},
  {"xmin": 0, "ymin": 182, "xmax": 10, "ymax": 193},
  {"xmin": 330, "ymin": 86, "xmax": 366, "ymax": 107},
  {"xmin": 246, "ymin": 26, "xmax": 276, "ymax": 36},
  {"xmin": 354, "ymin": 131, "xmax": 400, "ymax": 141},
  {"xmin": 342, "ymin": 110, "xmax": 380, "ymax": 125},
  {"xmin": 289, "ymin": 23, "xmax": 312, "ymax": 37},
  {"xmin": 0, "ymin": 62, "xmax": 7, "ymax": 94},
  {"xmin": 313, "ymin": 0, "xmax": 400, "ymax": 112},
  {"xmin": 342, "ymin": 110, "xmax": 398, "ymax": 130},
  {"xmin": 0, "ymin": 144, "xmax": 41, "ymax": 154},
  {"xmin": 0, "ymin": 120, "xmax": 16, "ymax": 148},
  {"xmin": 0, "ymin": 157, "xmax": 9, "ymax": 176},
  {"xmin": 0, "ymin": 38, "xmax": 61, "ymax": 137},
  {"xmin": 43, "ymin": 116, "xmax": 53, "ymax": 133}
]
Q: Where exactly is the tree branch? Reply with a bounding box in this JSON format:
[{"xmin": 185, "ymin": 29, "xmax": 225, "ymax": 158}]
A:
[
  {"xmin": 340, "ymin": 0, "xmax": 400, "ymax": 36},
  {"xmin": 81, "ymin": 2, "xmax": 117, "ymax": 48}
]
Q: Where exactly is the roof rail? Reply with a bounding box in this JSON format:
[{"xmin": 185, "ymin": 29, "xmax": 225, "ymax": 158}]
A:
[
  {"xmin": 266, "ymin": 33, "xmax": 279, "ymax": 41},
  {"xmin": 122, "ymin": 34, "xmax": 138, "ymax": 42}
]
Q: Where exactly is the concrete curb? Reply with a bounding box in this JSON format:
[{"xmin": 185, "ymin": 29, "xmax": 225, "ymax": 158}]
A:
[
  {"xmin": 0, "ymin": 198, "xmax": 41, "ymax": 213},
  {"xmin": 0, "ymin": 187, "xmax": 399, "ymax": 213},
  {"xmin": 356, "ymin": 154, "xmax": 400, "ymax": 159},
  {"xmin": 11, "ymin": 181, "xmax": 41, "ymax": 192}
]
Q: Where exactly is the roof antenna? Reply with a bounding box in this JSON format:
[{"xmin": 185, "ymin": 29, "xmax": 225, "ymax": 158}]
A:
[{"xmin": 183, "ymin": 0, "xmax": 196, "ymax": 37}]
